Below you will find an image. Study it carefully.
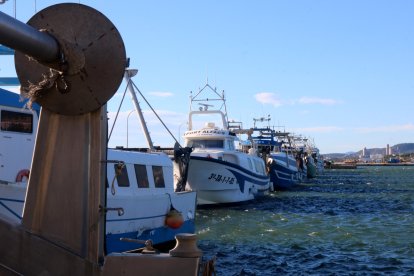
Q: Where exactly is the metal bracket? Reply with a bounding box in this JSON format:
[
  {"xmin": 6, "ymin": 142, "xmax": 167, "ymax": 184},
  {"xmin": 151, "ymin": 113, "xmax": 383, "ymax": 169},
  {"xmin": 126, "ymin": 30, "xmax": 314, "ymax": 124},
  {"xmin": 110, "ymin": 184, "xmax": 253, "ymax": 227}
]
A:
[{"xmin": 99, "ymin": 204, "xmax": 124, "ymax": 216}]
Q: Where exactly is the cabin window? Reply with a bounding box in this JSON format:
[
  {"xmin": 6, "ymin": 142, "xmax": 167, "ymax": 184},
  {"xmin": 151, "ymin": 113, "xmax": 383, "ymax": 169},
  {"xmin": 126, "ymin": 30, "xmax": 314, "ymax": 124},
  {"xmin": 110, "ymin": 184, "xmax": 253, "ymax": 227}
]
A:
[
  {"xmin": 190, "ymin": 139, "xmax": 224, "ymax": 149},
  {"xmin": 134, "ymin": 164, "xmax": 149, "ymax": 188},
  {"xmin": 114, "ymin": 163, "xmax": 129, "ymax": 187},
  {"xmin": 0, "ymin": 110, "xmax": 33, "ymax": 133},
  {"xmin": 152, "ymin": 166, "xmax": 165, "ymax": 188}
]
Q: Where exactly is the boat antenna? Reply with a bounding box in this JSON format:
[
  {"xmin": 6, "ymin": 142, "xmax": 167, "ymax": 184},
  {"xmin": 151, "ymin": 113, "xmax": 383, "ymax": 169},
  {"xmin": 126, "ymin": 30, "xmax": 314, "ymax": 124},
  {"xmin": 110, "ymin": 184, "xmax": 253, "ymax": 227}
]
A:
[
  {"xmin": 222, "ymin": 89, "xmax": 229, "ymax": 124},
  {"xmin": 253, "ymin": 115, "xmax": 271, "ymax": 128}
]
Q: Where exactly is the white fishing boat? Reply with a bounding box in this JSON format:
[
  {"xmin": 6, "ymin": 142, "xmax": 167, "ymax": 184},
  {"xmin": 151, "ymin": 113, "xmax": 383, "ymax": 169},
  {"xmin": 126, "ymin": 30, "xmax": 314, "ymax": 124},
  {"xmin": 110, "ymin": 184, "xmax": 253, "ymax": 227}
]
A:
[
  {"xmin": 180, "ymin": 83, "xmax": 270, "ymax": 205},
  {"xmin": 312, "ymin": 147, "xmax": 325, "ymax": 174},
  {"xmin": 0, "ymin": 71, "xmax": 197, "ymax": 253},
  {"xmin": 294, "ymin": 136, "xmax": 317, "ymax": 179},
  {"xmin": 105, "ymin": 69, "xmax": 197, "ymax": 252},
  {"xmin": 250, "ymin": 124, "xmax": 301, "ymax": 190},
  {"xmin": 105, "ymin": 148, "xmax": 196, "ymax": 253},
  {"xmin": 0, "ymin": 88, "xmax": 39, "ymax": 219}
]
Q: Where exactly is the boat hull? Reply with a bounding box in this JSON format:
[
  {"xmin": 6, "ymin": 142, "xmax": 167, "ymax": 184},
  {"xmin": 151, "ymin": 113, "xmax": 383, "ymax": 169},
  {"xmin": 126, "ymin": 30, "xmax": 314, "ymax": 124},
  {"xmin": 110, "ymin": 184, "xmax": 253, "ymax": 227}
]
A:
[
  {"xmin": 268, "ymin": 153, "xmax": 300, "ymax": 190},
  {"xmin": 0, "ymin": 183, "xmax": 196, "ymax": 253},
  {"xmin": 0, "ymin": 183, "xmax": 26, "ymax": 222},
  {"xmin": 186, "ymin": 155, "xmax": 270, "ymax": 205},
  {"xmin": 106, "ymin": 214, "xmax": 195, "ymax": 253},
  {"xmin": 306, "ymin": 159, "xmax": 317, "ymax": 178},
  {"xmin": 0, "ymin": 149, "xmax": 197, "ymax": 254}
]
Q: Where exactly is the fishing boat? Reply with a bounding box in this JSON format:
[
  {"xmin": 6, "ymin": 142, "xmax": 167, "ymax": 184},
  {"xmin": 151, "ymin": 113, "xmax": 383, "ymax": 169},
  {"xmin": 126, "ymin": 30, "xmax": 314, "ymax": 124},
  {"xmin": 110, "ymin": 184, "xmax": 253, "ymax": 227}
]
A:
[
  {"xmin": 0, "ymin": 73, "xmax": 197, "ymax": 253},
  {"xmin": 180, "ymin": 83, "xmax": 270, "ymax": 205},
  {"xmin": 249, "ymin": 119, "xmax": 301, "ymax": 190},
  {"xmin": 0, "ymin": 4, "xmax": 203, "ymax": 275},
  {"xmin": 294, "ymin": 136, "xmax": 318, "ymax": 179},
  {"xmin": 105, "ymin": 148, "xmax": 196, "ymax": 252},
  {"xmin": 312, "ymin": 147, "xmax": 325, "ymax": 174},
  {"xmin": 305, "ymin": 152, "xmax": 317, "ymax": 178},
  {"xmin": 105, "ymin": 69, "xmax": 197, "ymax": 252}
]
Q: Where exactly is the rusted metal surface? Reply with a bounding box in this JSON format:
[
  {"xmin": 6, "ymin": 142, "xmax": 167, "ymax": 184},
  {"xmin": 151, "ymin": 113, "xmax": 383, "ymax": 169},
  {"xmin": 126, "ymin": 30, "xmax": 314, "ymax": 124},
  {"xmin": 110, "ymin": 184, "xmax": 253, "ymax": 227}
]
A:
[
  {"xmin": 21, "ymin": 107, "xmax": 107, "ymax": 264},
  {"xmin": 14, "ymin": 4, "xmax": 126, "ymax": 115}
]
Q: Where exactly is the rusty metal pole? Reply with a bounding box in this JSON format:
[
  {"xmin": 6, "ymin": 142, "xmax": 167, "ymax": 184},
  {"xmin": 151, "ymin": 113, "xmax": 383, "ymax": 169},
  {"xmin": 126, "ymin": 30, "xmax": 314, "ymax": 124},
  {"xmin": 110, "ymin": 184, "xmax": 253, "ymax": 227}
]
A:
[{"xmin": 0, "ymin": 10, "xmax": 59, "ymax": 63}]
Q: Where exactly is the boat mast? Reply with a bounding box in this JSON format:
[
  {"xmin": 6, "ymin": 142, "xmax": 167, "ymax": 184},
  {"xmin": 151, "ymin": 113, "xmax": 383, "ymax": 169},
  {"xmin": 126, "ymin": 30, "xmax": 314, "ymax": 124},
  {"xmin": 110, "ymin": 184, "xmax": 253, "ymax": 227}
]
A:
[
  {"xmin": 124, "ymin": 69, "xmax": 154, "ymax": 150},
  {"xmin": 189, "ymin": 82, "xmax": 229, "ymax": 129}
]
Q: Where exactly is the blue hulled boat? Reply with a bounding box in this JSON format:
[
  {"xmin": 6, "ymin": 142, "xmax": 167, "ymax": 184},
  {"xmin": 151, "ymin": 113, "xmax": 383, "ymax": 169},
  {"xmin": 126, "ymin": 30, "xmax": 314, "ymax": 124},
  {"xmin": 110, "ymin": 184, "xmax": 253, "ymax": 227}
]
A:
[{"xmin": 250, "ymin": 125, "xmax": 301, "ymax": 190}]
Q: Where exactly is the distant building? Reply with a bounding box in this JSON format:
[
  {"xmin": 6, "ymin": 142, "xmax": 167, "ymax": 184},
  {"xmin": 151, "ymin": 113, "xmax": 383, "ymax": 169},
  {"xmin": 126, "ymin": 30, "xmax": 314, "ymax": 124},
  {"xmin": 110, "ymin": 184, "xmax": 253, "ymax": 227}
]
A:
[
  {"xmin": 362, "ymin": 147, "xmax": 369, "ymax": 158},
  {"xmin": 359, "ymin": 147, "xmax": 371, "ymax": 162},
  {"xmin": 386, "ymin": 144, "xmax": 392, "ymax": 155},
  {"xmin": 370, "ymin": 154, "xmax": 384, "ymax": 163}
]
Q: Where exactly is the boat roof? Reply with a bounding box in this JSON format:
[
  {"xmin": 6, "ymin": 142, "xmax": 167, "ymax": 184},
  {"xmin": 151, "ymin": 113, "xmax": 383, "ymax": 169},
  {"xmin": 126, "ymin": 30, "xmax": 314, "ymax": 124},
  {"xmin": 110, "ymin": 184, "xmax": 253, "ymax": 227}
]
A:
[
  {"xmin": 107, "ymin": 148, "xmax": 172, "ymax": 167},
  {"xmin": 0, "ymin": 88, "xmax": 40, "ymax": 112}
]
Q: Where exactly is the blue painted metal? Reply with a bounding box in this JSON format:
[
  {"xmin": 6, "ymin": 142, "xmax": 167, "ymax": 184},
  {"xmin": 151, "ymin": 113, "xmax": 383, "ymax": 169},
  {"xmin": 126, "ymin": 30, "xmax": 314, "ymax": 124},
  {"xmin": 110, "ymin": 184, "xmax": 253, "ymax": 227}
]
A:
[
  {"xmin": 106, "ymin": 213, "xmax": 166, "ymax": 223},
  {"xmin": 0, "ymin": 87, "xmax": 40, "ymax": 112},
  {"xmin": 271, "ymin": 154, "xmax": 298, "ymax": 167},
  {"xmin": 0, "ymin": 44, "xmax": 19, "ymax": 86},
  {"xmin": 0, "ymin": 77, "xmax": 19, "ymax": 86},
  {"xmin": 0, "ymin": 44, "xmax": 14, "ymax": 55},
  {"xmin": 0, "ymin": 198, "xmax": 24, "ymax": 220},
  {"xmin": 105, "ymin": 219, "xmax": 195, "ymax": 253},
  {"xmin": 268, "ymin": 159, "xmax": 299, "ymax": 190},
  {"xmin": 269, "ymin": 164, "xmax": 299, "ymax": 190}
]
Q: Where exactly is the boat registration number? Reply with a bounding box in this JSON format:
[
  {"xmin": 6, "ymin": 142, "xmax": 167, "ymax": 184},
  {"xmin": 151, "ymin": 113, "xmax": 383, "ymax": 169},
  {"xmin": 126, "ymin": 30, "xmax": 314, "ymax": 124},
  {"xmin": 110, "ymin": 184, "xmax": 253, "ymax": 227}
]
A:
[{"xmin": 208, "ymin": 173, "xmax": 235, "ymax": 184}]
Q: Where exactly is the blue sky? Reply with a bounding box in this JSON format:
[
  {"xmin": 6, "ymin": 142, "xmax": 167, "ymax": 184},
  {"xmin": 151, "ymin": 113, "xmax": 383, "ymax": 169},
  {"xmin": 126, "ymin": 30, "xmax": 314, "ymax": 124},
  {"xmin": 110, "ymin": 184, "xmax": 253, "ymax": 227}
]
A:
[{"xmin": 1, "ymin": 0, "xmax": 413, "ymax": 154}]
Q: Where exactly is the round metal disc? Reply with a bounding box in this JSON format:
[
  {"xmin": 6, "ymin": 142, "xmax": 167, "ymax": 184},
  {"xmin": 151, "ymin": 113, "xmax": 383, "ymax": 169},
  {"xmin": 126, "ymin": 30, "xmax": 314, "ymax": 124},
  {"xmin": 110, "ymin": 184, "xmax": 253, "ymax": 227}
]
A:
[{"xmin": 14, "ymin": 3, "xmax": 126, "ymax": 115}]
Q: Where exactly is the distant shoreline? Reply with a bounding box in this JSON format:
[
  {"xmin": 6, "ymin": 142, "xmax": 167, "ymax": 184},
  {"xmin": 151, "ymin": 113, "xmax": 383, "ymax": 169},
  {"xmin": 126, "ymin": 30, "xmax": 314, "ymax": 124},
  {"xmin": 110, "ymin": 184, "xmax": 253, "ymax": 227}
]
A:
[
  {"xmin": 325, "ymin": 162, "xmax": 414, "ymax": 169},
  {"xmin": 357, "ymin": 162, "xmax": 414, "ymax": 167}
]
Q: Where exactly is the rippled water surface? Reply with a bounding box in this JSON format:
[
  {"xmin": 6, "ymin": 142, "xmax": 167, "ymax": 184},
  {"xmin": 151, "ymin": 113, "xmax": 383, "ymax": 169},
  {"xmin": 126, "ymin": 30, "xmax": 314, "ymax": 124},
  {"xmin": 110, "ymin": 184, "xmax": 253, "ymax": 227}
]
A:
[{"xmin": 196, "ymin": 166, "xmax": 414, "ymax": 275}]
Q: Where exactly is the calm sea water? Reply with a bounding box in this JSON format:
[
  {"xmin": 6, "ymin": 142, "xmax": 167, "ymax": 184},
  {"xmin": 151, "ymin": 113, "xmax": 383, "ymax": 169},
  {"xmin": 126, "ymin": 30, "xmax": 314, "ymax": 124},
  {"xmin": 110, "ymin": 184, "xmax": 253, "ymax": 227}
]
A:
[{"xmin": 196, "ymin": 166, "xmax": 414, "ymax": 275}]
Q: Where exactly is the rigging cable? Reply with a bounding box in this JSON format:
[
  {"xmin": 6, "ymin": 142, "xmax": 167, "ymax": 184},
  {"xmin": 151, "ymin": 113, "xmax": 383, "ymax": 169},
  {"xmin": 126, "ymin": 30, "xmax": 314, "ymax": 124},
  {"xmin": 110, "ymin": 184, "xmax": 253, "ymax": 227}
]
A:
[
  {"xmin": 108, "ymin": 79, "xmax": 130, "ymax": 141},
  {"xmin": 131, "ymin": 80, "xmax": 182, "ymax": 148}
]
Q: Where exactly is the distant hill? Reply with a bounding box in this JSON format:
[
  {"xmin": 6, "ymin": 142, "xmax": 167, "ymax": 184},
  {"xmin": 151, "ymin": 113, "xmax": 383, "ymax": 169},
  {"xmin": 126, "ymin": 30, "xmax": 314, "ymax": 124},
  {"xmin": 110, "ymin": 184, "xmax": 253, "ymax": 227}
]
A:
[
  {"xmin": 392, "ymin": 143, "xmax": 414, "ymax": 154},
  {"xmin": 323, "ymin": 143, "xmax": 414, "ymax": 160}
]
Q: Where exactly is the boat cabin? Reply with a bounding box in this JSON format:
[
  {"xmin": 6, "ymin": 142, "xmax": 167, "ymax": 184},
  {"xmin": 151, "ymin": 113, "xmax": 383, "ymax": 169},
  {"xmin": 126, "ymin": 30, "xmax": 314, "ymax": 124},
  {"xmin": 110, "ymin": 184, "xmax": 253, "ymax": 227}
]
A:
[
  {"xmin": 184, "ymin": 122, "xmax": 237, "ymax": 151},
  {"xmin": 106, "ymin": 148, "xmax": 174, "ymax": 195},
  {"xmin": 0, "ymin": 89, "xmax": 39, "ymax": 184}
]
